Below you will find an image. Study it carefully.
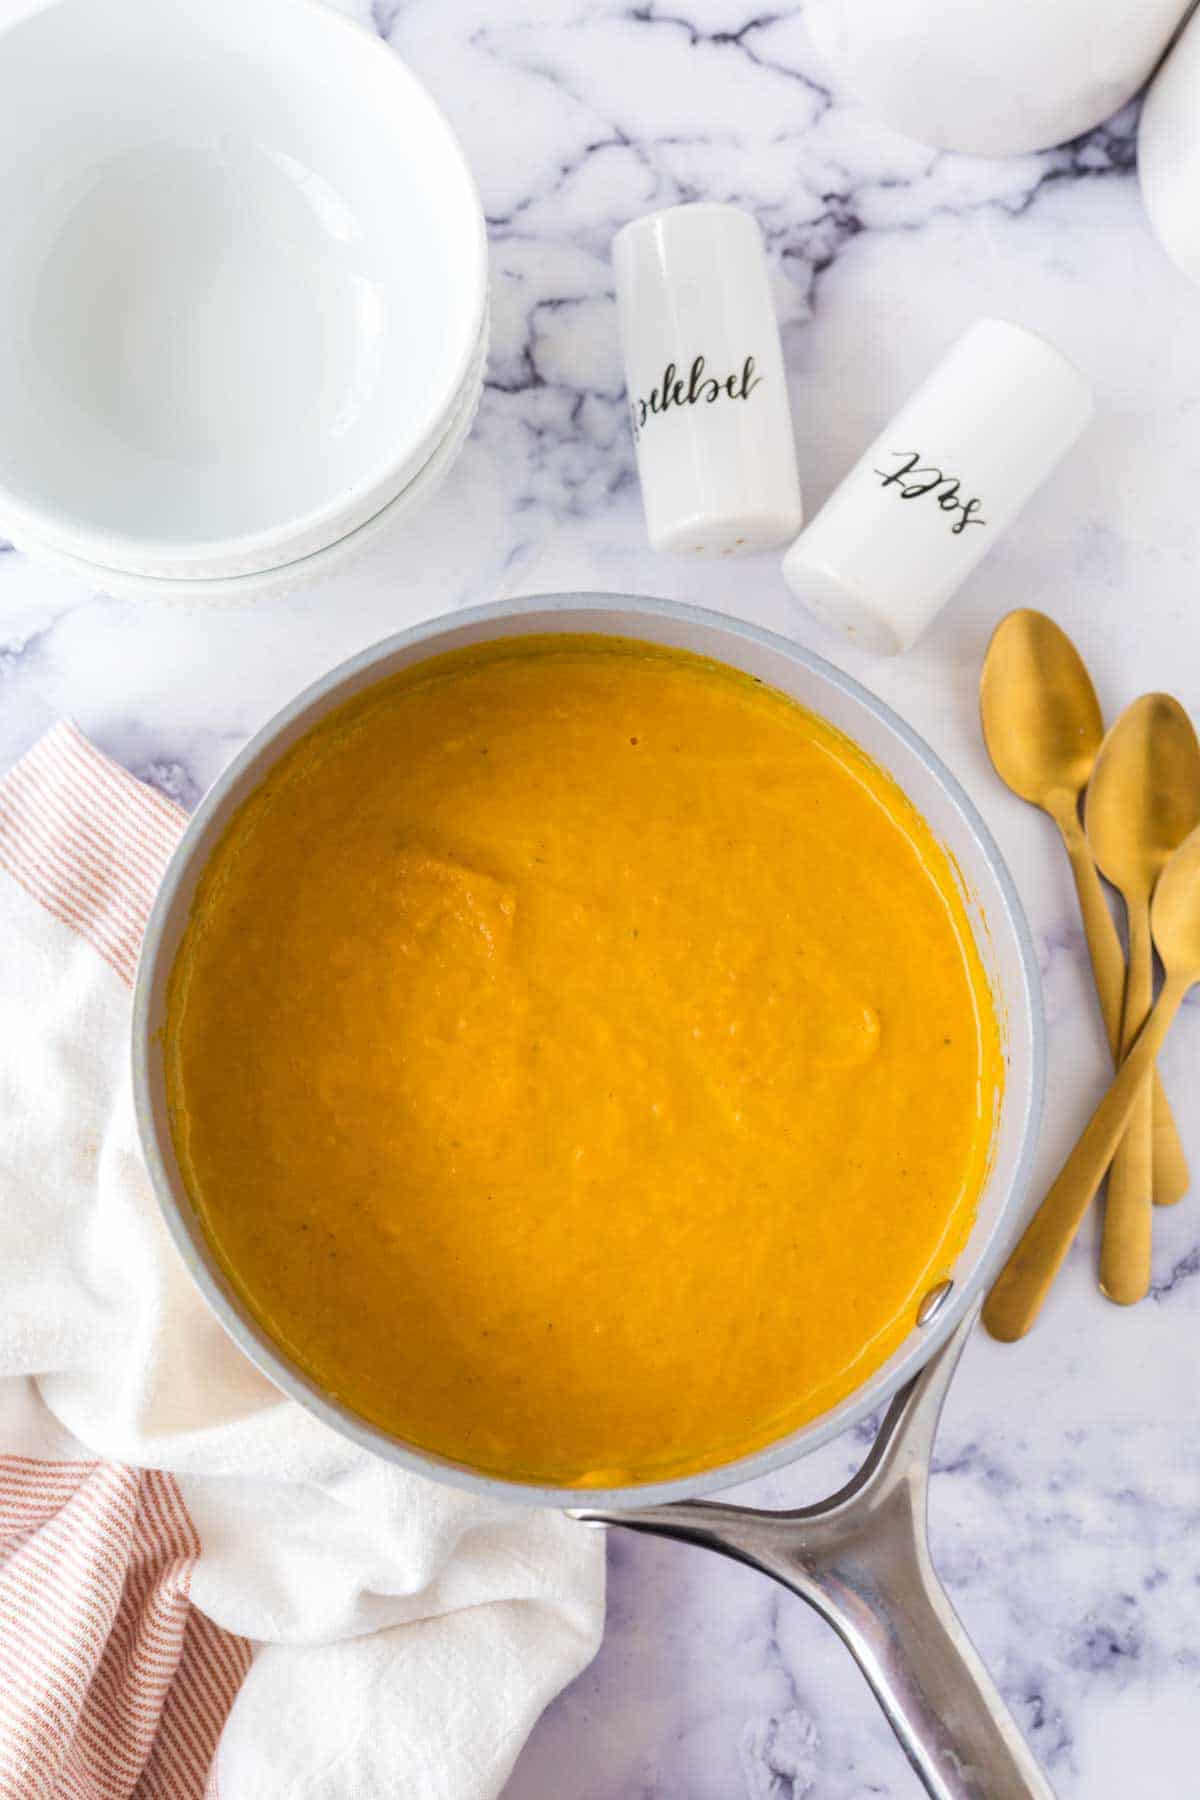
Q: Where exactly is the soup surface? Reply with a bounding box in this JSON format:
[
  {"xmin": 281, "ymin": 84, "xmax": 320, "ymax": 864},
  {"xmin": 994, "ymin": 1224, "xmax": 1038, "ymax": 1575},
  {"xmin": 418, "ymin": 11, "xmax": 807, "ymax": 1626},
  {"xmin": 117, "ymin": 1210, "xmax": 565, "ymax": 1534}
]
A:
[{"xmin": 165, "ymin": 635, "xmax": 1002, "ymax": 1486}]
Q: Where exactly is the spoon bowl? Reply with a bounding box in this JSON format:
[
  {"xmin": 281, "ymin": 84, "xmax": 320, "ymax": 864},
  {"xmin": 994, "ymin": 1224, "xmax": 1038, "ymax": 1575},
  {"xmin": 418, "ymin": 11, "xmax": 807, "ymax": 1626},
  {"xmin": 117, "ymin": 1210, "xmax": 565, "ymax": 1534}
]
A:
[
  {"xmin": 1087, "ymin": 695, "xmax": 1200, "ymax": 902},
  {"xmin": 980, "ymin": 609, "xmax": 1103, "ymax": 810},
  {"xmin": 1153, "ymin": 822, "xmax": 1200, "ymax": 975}
]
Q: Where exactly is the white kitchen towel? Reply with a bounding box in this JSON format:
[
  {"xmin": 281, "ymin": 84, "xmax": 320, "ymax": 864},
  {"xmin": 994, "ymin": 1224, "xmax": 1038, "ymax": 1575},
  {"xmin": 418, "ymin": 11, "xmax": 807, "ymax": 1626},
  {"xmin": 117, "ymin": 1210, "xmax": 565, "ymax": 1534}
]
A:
[{"xmin": 0, "ymin": 722, "xmax": 605, "ymax": 1799}]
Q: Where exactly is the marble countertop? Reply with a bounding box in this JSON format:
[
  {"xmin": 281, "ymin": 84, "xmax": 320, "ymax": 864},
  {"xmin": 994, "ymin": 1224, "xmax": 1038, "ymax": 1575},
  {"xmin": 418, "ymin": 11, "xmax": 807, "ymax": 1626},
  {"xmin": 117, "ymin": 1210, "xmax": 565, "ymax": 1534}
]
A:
[{"xmin": 3, "ymin": 3, "xmax": 1199, "ymax": 1795}]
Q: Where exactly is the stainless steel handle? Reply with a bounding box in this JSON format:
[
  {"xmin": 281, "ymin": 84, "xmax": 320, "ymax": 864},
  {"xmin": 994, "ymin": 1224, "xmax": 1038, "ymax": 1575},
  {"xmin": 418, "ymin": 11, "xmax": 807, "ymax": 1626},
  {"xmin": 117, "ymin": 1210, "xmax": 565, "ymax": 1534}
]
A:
[{"xmin": 573, "ymin": 1308, "xmax": 1053, "ymax": 1800}]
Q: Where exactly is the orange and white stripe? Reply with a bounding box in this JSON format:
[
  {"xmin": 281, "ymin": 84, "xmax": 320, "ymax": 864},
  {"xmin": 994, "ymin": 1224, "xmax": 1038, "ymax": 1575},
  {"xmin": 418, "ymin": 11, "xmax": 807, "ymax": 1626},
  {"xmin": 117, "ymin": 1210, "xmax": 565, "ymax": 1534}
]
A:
[
  {"xmin": 0, "ymin": 727, "xmax": 251, "ymax": 1797},
  {"xmin": 0, "ymin": 723, "xmax": 183, "ymax": 987}
]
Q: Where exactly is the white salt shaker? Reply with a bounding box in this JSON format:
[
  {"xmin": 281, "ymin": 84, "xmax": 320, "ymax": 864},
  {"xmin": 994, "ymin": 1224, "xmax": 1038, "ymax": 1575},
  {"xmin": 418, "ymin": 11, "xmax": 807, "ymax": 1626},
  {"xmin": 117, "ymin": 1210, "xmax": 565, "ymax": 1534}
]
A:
[
  {"xmin": 613, "ymin": 203, "xmax": 803, "ymax": 557},
  {"xmin": 782, "ymin": 318, "xmax": 1094, "ymax": 655}
]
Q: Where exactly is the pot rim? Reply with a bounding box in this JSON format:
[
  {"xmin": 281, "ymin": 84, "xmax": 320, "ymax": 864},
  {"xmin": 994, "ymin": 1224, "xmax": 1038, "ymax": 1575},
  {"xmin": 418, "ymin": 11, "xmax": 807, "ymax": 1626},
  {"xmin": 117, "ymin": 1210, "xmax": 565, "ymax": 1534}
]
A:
[{"xmin": 132, "ymin": 592, "xmax": 1045, "ymax": 1510}]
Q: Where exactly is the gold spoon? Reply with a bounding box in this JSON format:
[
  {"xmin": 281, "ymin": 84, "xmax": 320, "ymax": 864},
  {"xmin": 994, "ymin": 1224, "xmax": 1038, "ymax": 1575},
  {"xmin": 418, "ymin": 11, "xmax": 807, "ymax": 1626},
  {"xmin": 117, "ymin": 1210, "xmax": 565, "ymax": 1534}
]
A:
[
  {"xmin": 1086, "ymin": 696, "xmax": 1200, "ymax": 1304},
  {"xmin": 980, "ymin": 609, "xmax": 1188, "ymax": 1204},
  {"xmin": 984, "ymin": 822, "xmax": 1200, "ymax": 1341}
]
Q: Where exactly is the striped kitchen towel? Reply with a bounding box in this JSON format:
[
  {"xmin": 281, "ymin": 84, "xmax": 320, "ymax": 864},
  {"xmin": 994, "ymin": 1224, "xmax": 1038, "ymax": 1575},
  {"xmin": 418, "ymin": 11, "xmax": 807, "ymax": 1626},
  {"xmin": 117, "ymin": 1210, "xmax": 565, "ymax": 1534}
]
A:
[
  {"xmin": 0, "ymin": 724, "xmax": 603, "ymax": 1800},
  {"xmin": 0, "ymin": 1459, "xmax": 246, "ymax": 1799}
]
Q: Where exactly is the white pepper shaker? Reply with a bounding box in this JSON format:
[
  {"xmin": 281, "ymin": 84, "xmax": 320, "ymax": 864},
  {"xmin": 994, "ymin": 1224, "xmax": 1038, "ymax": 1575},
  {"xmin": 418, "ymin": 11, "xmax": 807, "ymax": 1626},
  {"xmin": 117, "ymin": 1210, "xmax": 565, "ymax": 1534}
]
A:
[
  {"xmin": 613, "ymin": 203, "xmax": 803, "ymax": 557},
  {"xmin": 782, "ymin": 318, "xmax": 1094, "ymax": 655}
]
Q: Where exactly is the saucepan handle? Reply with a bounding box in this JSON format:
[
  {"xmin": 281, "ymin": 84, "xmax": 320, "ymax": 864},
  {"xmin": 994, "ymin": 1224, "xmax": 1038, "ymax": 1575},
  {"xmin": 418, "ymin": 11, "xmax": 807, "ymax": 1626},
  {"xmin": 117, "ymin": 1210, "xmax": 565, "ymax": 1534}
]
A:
[
  {"xmin": 573, "ymin": 1307, "xmax": 1054, "ymax": 1800},
  {"xmin": 775, "ymin": 1500, "xmax": 1055, "ymax": 1800}
]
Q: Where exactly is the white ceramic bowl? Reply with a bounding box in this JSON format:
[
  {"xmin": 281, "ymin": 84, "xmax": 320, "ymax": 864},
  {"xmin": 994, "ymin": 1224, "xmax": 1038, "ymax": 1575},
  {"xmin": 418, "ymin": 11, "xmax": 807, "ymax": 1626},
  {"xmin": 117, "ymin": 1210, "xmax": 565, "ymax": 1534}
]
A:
[
  {"xmin": 9, "ymin": 312, "xmax": 489, "ymax": 604},
  {"xmin": 806, "ymin": 0, "xmax": 1190, "ymax": 157},
  {"xmin": 0, "ymin": 0, "xmax": 486, "ymax": 579},
  {"xmin": 1139, "ymin": 9, "xmax": 1200, "ymax": 288}
]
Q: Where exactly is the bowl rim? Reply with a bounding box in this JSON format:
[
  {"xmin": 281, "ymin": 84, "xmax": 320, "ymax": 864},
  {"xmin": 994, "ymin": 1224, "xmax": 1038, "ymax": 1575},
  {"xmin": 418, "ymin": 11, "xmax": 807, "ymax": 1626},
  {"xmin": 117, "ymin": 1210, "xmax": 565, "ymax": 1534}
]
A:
[
  {"xmin": 6, "ymin": 311, "xmax": 490, "ymax": 603},
  {"xmin": 0, "ymin": 0, "xmax": 488, "ymax": 577},
  {"xmin": 132, "ymin": 593, "xmax": 1045, "ymax": 1509}
]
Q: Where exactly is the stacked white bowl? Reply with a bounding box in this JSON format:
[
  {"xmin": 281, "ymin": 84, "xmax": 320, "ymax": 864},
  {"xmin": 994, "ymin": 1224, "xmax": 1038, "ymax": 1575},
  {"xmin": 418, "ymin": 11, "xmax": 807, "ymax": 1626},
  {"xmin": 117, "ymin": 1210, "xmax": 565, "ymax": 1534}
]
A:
[{"xmin": 0, "ymin": 0, "xmax": 488, "ymax": 601}]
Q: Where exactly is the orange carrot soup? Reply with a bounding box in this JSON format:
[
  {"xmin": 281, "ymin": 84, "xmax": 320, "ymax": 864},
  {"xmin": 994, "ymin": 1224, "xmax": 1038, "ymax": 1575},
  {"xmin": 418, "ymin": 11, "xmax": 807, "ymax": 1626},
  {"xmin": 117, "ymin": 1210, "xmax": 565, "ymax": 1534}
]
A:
[{"xmin": 164, "ymin": 636, "xmax": 1002, "ymax": 1485}]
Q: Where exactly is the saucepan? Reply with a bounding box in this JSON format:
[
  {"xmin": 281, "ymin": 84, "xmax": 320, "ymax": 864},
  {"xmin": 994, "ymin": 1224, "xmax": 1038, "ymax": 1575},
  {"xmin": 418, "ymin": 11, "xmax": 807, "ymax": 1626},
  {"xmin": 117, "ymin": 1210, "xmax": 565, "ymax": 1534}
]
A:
[{"xmin": 133, "ymin": 595, "xmax": 1048, "ymax": 1800}]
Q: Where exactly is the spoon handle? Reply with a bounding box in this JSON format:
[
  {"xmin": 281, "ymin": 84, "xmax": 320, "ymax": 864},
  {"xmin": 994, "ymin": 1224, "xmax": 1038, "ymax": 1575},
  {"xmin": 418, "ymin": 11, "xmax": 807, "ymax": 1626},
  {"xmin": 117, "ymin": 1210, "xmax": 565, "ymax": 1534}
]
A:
[
  {"xmin": 1100, "ymin": 904, "xmax": 1155, "ymax": 1304},
  {"xmin": 983, "ymin": 979, "xmax": 1187, "ymax": 1342},
  {"xmin": 1056, "ymin": 808, "xmax": 1189, "ymax": 1203},
  {"xmin": 1151, "ymin": 1067, "xmax": 1189, "ymax": 1206}
]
